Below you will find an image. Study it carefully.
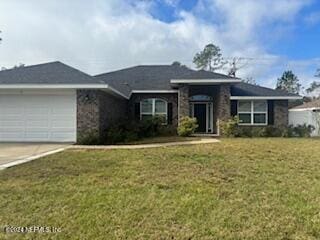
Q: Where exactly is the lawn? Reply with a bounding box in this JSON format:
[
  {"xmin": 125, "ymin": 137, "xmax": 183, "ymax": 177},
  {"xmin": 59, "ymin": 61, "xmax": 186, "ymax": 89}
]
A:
[{"xmin": 0, "ymin": 138, "xmax": 320, "ymax": 239}]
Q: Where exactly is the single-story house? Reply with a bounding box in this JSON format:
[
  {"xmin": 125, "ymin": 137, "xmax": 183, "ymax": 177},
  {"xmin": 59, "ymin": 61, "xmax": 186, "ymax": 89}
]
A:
[
  {"xmin": 289, "ymin": 99, "xmax": 320, "ymax": 137},
  {"xmin": 0, "ymin": 61, "xmax": 301, "ymax": 142}
]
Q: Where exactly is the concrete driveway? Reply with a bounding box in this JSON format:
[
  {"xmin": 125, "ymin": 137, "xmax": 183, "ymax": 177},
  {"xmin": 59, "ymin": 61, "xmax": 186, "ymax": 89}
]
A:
[{"xmin": 0, "ymin": 143, "xmax": 70, "ymax": 169}]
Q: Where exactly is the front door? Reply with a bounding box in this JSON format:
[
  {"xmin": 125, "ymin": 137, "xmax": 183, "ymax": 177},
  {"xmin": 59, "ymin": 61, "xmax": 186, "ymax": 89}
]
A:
[{"xmin": 193, "ymin": 103, "xmax": 207, "ymax": 132}]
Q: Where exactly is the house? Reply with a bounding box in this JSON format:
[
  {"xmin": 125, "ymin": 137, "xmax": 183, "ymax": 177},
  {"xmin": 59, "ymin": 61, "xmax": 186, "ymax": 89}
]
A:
[
  {"xmin": 289, "ymin": 99, "xmax": 320, "ymax": 137},
  {"xmin": 0, "ymin": 61, "xmax": 301, "ymax": 142}
]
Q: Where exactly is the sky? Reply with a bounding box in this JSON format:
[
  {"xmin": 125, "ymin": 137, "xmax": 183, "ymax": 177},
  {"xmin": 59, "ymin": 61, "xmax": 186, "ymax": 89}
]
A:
[{"xmin": 0, "ymin": 0, "xmax": 319, "ymax": 91}]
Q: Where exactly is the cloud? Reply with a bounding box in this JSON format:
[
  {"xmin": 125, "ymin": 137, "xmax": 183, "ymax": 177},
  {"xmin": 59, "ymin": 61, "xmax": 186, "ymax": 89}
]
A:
[{"xmin": 0, "ymin": 0, "xmax": 314, "ymax": 88}]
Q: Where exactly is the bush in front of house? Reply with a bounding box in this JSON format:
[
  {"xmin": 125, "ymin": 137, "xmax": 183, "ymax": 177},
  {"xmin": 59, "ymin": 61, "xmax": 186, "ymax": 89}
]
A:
[
  {"xmin": 105, "ymin": 116, "xmax": 172, "ymax": 144},
  {"xmin": 77, "ymin": 131, "xmax": 102, "ymax": 145},
  {"xmin": 219, "ymin": 116, "xmax": 240, "ymax": 137},
  {"xmin": 284, "ymin": 124, "xmax": 315, "ymax": 137},
  {"xmin": 177, "ymin": 116, "xmax": 198, "ymax": 137},
  {"xmin": 220, "ymin": 118, "xmax": 315, "ymax": 138}
]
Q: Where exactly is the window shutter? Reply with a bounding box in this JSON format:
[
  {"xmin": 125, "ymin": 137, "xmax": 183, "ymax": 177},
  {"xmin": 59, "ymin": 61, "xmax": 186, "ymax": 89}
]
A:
[
  {"xmin": 167, "ymin": 102, "xmax": 173, "ymax": 125},
  {"xmin": 231, "ymin": 100, "xmax": 238, "ymax": 116},
  {"xmin": 134, "ymin": 102, "xmax": 140, "ymax": 120},
  {"xmin": 268, "ymin": 100, "xmax": 274, "ymax": 125}
]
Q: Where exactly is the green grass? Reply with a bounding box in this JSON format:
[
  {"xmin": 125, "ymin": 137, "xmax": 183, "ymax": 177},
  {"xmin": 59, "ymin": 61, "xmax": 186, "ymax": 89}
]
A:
[{"xmin": 0, "ymin": 138, "xmax": 320, "ymax": 239}]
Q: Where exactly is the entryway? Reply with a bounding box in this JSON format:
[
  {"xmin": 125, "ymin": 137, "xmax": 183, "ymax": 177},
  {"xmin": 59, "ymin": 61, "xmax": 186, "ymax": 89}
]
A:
[{"xmin": 190, "ymin": 102, "xmax": 213, "ymax": 133}]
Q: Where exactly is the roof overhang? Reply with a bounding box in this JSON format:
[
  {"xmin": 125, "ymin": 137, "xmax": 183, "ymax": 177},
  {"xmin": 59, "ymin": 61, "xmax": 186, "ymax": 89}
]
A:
[
  {"xmin": 0, "ymin": 84, "xmax": 129, "ymax": 99},
  {"xmin": 170, "ymin": 79, "xmax": 242, "ymax": 84},
  {"xmin": 230, "ymin": 96, "xmax": 302, "ymax": 100},
  {"xmin": 289, "ymin": 107, "xmax": 320, "ymax": 112}
]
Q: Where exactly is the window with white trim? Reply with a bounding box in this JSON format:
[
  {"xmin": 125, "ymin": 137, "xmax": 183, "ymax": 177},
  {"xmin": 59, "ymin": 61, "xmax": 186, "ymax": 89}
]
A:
[
  {"xmin": 238, "ymin": 100, "xmax": 268, "ymax": 125},
  {"xmin": 140, "ymin": 98, "xmax": 167, "ymax": 123}
]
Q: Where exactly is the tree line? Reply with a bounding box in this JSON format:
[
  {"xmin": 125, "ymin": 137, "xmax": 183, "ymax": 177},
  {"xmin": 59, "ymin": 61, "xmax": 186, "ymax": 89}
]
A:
[{"xmin": 184, "ymin": 43, "xmax": 320, "ymax": 99}]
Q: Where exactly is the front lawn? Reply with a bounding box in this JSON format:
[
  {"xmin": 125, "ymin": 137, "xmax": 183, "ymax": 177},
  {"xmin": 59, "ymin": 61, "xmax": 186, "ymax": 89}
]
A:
[{"xmin": 0, "ymin": 139, "xmax": 320, "ymax": 239}]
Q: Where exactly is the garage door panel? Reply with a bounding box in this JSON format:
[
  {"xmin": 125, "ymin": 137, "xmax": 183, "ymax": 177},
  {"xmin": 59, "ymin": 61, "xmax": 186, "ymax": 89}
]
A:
[
  {"xmin": 0, "ymin": 121, "xmax": 25, "ymax": 127},
  {"xmin": 0, "ymin": 92, "xmax": 76, "ymax": 142}
]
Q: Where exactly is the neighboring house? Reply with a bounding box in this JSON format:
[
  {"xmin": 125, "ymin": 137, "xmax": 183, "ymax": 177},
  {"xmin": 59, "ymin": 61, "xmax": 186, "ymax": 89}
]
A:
[
  {"xmin": 289, "ymin": 99, "xmax": 320, "ymax": 137},
  {"xmin": 0, "ymin": 61, "xmax": 301, "ymax": 142}
]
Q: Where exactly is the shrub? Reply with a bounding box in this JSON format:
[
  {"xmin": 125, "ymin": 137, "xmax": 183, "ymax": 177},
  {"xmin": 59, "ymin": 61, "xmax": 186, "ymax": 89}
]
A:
[
  {"xmin": 77, "ymin": 131, "xmax": 102, "ymax": 145},
  {"xmin": 104, "ymin": 116, "xmax": 172, "ymax": 144},
  {"xmin": 258, "ymin": 126, "xmax": 283, "ymax": 137},
  {"xmin": 219, "ymin": 116, "xmax": 240, "ymax": 137},
  {"xmin": 286, "ymin": 124, "xmax": 315, "ymax": 137},
  {"xmin": 177, "ymin": 117, "xmax": 198, "ymax": 137}
]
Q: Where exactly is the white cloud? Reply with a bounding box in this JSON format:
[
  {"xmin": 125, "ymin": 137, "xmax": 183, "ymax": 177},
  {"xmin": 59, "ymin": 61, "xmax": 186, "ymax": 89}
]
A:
[{"xmin": 0, "ymin": 0, "xmax": 315, "ymax": 88}]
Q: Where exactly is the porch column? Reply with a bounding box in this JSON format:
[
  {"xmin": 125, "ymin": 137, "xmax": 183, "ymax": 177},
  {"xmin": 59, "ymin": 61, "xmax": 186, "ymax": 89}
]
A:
[
  {"xmin": 178, "ymin": 84, "xmax": 189, "ymax": 121},
  {"xmin": 217, "ymin": 85, "xmax": 231, "ymax": 121}
]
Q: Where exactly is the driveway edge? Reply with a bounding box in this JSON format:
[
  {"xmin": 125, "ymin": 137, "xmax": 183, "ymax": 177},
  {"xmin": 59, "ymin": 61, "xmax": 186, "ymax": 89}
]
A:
[{"xmin": 0, "ymin": 147, "xmax": 68, "ymax": 171}]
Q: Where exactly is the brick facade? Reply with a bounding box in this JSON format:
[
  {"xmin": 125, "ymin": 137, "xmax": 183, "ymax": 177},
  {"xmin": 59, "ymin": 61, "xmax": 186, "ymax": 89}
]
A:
[
  {"xmin": 274, "ymin": 100, "xmax": 289, "ymax": 127},
  {"xmin": 77, "ymin": 90, "xmax": 128, "ymax": 140}
]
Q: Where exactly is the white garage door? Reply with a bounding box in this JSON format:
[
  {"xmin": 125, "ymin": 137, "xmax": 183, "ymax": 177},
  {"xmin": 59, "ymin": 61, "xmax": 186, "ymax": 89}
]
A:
[{"xmin": 0, "ymin": 90, "xmax": 76, "ymax": 142}]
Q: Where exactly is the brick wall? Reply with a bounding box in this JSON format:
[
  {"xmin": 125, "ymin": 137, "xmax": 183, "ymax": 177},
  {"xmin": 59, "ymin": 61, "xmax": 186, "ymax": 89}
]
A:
[
  {"xmin": 274, "ymin": 100, "xmax": 289, "ymax": 127},
  {"xmin": 77, "ymin": 90, "xmax": 128, "ymax": 140}
]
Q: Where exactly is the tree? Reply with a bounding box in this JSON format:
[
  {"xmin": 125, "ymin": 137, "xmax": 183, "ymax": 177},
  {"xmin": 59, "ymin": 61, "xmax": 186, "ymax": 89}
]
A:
[
  {"xmin": 243, "ymin": 77, "xmax": 256, "ymax": 85},
  {"xmin": 225, "ymin": 57, "xmax": 249, "ymax": 77},
  {"xmin": 193, "ymin": 44, "xmax": 226, "ymax": 71},
  {"xmin": 306, "ymin": 81, "xmax": 320, "ymax": 94},
  {"xmin": 276, "ymin": 71, "xmax": 301, "ymax": 94}
]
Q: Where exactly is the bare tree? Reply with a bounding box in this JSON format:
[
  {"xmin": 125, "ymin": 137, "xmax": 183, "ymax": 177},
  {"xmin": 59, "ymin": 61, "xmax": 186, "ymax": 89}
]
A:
[{"xmin": 225, "ymin": 57, "xmax": 249, "ymax": 77}]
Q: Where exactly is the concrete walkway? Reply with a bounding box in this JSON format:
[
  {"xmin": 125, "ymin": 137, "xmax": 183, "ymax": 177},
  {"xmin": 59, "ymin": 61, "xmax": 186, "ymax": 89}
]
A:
[{"xmin": 72, "ymin": 138, "xmax": 220, "ymax": 150}]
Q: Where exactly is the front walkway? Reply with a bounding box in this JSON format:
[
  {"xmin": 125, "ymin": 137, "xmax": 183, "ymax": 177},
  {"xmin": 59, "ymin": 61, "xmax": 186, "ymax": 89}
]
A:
[{"xmin": 72, "ymin": 138, "xmax": 220, "ymax": 150}]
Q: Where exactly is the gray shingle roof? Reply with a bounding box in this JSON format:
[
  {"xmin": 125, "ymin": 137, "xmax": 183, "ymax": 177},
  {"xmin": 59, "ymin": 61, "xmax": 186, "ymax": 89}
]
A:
[
  {"xmin": 0, "ymin": 61, "xmax": 102, "ymax": 84},
  {"xmin": 291, "ymin": 99, "xmax": 320, "ymax": 109},
  {"xmin": 95, "ymin": 65, "xmax": 239, "ymax": 96},
  {"xmin": 231, "ymin": 82, "xmax": 299, "ymax": 97}
]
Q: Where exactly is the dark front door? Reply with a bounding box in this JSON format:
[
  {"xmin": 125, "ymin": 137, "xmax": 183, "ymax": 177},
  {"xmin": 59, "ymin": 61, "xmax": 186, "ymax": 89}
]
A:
[{"xmin": 193, "ymin": 103, "xmax": 207, "ymax": 132}]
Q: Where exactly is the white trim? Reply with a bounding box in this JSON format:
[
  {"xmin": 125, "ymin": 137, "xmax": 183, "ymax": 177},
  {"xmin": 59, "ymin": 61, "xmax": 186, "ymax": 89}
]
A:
[
  {"xmin": 132, "ymin": 90, "xmax": 179, "ymax": 93},
  {"xmin": 289, "ymin": 107, "xmax": 320, "ymax": 112},
  {"xmin": 171, "ymin": 79, "xmax": 241, "ymax": 84},
  {"xmin": 231, "ymin": 96, "xmax": 302, "ymax": 100},
  {"xmin": 140, "ymin": 98, "xmax": 168, "ymax": 123},
  {"xmin": 0, "ymin": 84, "xmax": 129, "ymax": 99},
  {"xmin": 190, "ymin": 102, "xmax": 214, "ymax": 133}
]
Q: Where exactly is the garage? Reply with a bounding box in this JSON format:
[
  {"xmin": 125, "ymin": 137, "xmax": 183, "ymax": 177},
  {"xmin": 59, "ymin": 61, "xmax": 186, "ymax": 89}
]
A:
[{"xmin": 0, "ymin": 90, "xmax": 77, "ymax": 142}]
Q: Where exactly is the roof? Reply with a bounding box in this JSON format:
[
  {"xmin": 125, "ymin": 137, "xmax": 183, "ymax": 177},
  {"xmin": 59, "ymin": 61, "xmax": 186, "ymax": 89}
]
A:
[
  {"xmin": 231, "ymin": 82, "xmax": 300, "ymax": 98},
  {"xmin": 95, "ymin": 65, "xmax": 239, "ymax": 96},
  {"xmin": 0, "ymin": 61, "xmax": 103, "ymax": 84},
  {"xmin": 291, "ymin": 99, "xmax": 320, "ymax": 110}
]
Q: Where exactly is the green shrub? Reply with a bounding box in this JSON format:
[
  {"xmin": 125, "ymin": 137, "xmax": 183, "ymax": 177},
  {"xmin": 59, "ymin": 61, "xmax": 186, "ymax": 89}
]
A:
[
  {"xmin": 104, "ymin": 116, "xmax": 172, "ymax": 144},
  {"xmin": 177, "ymin": 117, "xmax": 198, "ymax": 137},
  {"xmin": 286, "ymin": 124, "xmax": 315, "ymax": 137},
  {"xmin": 258, "ymin": 126, "xmax": 283, "ymax": 137},
  {"xmin": 77, "ymin": 131, "xmax": 102, "ymax": 145},
  {"xmin": 219, "ymin": 116, "xmax": 240, "ymax": 137},
  {"xmin": 220, "ymin": 117, "xmax": 315, "ymax": 138}
]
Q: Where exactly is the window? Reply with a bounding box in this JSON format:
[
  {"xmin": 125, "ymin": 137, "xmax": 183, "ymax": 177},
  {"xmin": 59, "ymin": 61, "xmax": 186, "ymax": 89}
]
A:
[
  {"xmin": 190, "ymin": 95, "xmax": 213, "ymax": 101},
  {"xmin": 140, "ymin": 98, "xmax": 167, "ymax": 123},
  {"xmin": 238, "ymin": 100, "xmax": 267, "ymax": 125}
]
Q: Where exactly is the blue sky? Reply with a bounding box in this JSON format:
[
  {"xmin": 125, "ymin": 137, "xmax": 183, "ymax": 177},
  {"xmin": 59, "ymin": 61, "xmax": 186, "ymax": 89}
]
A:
[{"xmin": 0, "ymin": 0, "xmax": 319, "ymax": 92}]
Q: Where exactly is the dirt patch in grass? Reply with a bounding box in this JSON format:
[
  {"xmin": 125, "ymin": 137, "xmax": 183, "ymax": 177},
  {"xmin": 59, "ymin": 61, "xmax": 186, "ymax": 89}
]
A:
[{"xmin": 0, "ymin": 138, "xmax": 320, "ymax": 239}]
